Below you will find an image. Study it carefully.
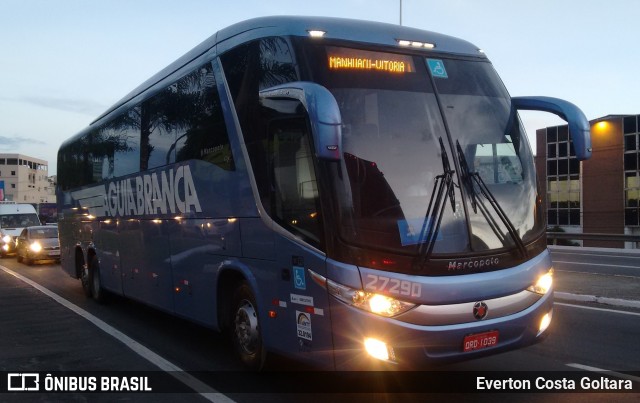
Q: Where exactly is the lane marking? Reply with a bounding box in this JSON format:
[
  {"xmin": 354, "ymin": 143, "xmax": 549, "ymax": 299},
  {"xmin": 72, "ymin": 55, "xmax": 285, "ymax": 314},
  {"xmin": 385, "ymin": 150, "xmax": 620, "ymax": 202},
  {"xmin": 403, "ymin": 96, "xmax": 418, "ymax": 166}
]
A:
[
  {"xmin": 553, "ymin": 268, "xmax": 640, "ymax": 280},
  {"xmin": 552, "ymin": 260, "xmax": 640, "ymax": 271},
  {"xmin": 566, "ymin": 363, "xmax": 640, "ymax": 384},
  {"xmin": 0, "ymin": 266, "xmax": 235, "ymax": 403},
  {"xmin": 555, "ymin": 301, "xmax": 640, "ymax": 316}
]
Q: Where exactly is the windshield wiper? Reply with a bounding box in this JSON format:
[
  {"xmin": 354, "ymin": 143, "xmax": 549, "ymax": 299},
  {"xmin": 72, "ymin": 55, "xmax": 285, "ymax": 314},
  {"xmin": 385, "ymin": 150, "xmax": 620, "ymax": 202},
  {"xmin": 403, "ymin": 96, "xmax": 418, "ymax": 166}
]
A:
[
  {"xmin": 414, "ymin": 137, "xmax": 456, "ymax": 269},
  {"xmin": 455, "ymin": 140, "xmax": 527, "ymax": 258}
]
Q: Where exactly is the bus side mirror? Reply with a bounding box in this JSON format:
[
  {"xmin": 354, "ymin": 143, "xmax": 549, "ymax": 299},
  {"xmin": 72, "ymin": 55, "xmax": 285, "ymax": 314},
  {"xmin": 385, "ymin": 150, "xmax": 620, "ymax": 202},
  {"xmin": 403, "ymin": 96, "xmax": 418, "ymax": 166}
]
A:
[
  {"xmin": 512, "ymin": 96, "xmax": 592, "ymax": 161},
  {"xmin": 260, "ymin": 82, "xmax": 342, "ymax": 161}
]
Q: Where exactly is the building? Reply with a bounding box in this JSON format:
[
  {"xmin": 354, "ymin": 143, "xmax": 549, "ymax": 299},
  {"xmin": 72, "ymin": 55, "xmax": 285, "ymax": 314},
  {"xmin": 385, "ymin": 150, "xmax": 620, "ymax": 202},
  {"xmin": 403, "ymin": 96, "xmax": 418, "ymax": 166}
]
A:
[
  {"xmin": 0, "ymin": 154, "xmax": 55, "ymax": 204},
  {"xmin": 535, "ymin": 114, "xmax": 640, "ymax": 248}
]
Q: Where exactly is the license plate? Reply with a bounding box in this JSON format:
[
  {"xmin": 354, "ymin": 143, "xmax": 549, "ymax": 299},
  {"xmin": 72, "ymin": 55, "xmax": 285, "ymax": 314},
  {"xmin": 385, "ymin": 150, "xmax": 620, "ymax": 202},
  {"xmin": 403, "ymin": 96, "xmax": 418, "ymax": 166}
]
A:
[
  {"xmin": 48, "ymin": 251, "xmax": 60, "ymax": 256},
  {"xmin": 463, "ymin": 330, "xmax": 499, "ymax": 352}
]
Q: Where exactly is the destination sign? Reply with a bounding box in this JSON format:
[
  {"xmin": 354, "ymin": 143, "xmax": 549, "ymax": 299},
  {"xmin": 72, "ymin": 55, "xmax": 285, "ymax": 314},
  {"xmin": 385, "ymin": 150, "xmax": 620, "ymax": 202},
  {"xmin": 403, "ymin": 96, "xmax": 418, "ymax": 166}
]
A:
[{"xmin": 327, "ymin": 47, "xmax": 415, "ymax": 74}]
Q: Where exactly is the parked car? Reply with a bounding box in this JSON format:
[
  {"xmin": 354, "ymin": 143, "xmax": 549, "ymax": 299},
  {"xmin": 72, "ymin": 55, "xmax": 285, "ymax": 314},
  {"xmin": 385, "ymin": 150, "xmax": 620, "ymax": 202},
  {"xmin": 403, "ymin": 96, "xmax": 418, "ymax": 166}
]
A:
[{"xmin": 16, "ymin": 225, "xmax": 60, "ymax": 265}]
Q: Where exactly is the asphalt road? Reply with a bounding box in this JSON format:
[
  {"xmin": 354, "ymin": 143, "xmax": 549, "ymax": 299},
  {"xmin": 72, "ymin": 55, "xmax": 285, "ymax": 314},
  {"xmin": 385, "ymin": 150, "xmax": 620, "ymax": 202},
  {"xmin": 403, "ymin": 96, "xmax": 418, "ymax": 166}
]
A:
[
  {"xmin": 0, "ymin": 252, "xmax": 638, "ymax": 402},
  {"xmin": 550, "ymin": 245, "xmax": 640, "ymax": 277}
]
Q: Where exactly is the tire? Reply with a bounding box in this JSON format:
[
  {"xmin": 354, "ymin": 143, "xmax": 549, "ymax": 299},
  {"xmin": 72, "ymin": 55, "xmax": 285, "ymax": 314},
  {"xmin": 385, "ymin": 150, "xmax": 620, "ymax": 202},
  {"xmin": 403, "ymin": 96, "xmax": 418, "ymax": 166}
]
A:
[
  {"xmin": 89, "ymin": 256, "xmax": 106, "ymax": 303},
  {"xmin": 16, "ymin": 253, "xmax": 23, "ymax": 263},
  {"xmin": 230, "ymin": 281, "xmax": 266, "ymax": 370},
  {"xmin": 24, "ymin": 254, "xmax": 32, "ymax": 266}
]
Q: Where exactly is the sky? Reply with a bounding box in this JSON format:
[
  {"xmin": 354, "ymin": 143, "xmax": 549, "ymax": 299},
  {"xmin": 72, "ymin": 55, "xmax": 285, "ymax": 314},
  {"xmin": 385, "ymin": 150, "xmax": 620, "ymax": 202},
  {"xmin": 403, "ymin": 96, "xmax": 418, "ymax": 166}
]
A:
[{"xmin": 1, "ymin": 0, "xmax": 639, "ymax": 175}]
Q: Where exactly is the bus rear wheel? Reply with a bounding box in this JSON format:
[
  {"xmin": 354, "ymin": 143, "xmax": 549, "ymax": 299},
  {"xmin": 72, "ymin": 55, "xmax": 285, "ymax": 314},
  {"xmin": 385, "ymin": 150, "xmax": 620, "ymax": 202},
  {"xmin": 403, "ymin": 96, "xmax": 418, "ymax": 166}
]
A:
[{"xmin": 231, "ymin": 281, "xmax": 266, "ymax": 370}]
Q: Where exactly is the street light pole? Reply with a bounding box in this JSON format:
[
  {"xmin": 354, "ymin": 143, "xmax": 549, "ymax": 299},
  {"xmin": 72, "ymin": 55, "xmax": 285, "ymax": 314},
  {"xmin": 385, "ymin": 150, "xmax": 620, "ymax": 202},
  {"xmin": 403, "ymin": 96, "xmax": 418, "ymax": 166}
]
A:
[{"xmin": 400, "ymin": 0, "xmax": 403, "ymax": 25}]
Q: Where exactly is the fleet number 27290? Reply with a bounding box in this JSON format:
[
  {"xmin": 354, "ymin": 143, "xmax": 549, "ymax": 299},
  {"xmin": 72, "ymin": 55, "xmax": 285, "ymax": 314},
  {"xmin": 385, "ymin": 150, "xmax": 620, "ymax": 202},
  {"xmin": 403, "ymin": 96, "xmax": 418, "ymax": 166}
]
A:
[{"xmin": 364, "ymin": 274, "xmax": 422, "ymax": 298}]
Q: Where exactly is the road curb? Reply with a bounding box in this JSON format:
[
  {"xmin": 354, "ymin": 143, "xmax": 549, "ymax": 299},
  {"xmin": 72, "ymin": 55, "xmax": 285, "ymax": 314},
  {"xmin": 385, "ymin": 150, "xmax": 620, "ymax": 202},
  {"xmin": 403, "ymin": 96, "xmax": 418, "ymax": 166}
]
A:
[{"xmin": 555, "ymin": 291, "xmax": 640, "ymax": 309}]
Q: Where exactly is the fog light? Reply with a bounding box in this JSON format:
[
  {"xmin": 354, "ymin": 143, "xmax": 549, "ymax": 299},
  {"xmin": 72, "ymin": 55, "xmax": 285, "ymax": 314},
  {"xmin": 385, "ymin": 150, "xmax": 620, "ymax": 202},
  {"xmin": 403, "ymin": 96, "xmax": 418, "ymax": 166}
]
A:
[
  {"xmin": 364, "ymin": 337, "xmax": 390, "ymax": 361},
  {"xmin": 2, "ymin": 244, "xmax": 8, "ymax": 252},
  {"xmin": 538, "ymin": 310, "xmax": 553, "ymax": 335}
]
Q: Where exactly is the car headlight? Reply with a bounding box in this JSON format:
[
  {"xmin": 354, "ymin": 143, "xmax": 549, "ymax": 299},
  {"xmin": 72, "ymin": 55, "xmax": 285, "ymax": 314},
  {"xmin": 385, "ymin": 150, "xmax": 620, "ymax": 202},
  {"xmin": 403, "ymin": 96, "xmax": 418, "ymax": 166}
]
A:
[
  {"xmin": 327, "ymin": 279, "xmax": 416, "ymax": 317},
  {"xmin": 2, "ymin": 235, "xmax": 11, "ymax": 244},
  {"xmin": 30, "ymin": 242, "xmax": 43, "ymax": 253},
  {"xmin": 528, "ymin": 269, "xmax": 554, "ymax": 295}
]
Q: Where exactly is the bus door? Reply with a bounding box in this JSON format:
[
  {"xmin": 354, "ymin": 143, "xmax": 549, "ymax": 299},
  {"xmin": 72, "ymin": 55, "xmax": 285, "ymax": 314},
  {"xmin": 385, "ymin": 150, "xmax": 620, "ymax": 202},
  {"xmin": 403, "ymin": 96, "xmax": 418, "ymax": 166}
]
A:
[{"xmin": 265, "ymin": 113, "xmax": 334, "ymax": 368}]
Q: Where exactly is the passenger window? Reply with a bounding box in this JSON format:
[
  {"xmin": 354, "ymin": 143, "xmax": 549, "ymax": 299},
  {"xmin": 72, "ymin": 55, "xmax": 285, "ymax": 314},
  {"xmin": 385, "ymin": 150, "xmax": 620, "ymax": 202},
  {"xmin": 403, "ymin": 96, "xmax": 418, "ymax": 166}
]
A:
[
  {"xmin": 98, "ymin": 107, "xmax": 142, "ymax": 178},
  {"xmin": 269, "ymin": 117, "xmax": 322, "ymax": 247},
  {"xmin": 141, "ymin": 63, "xmax": 234, "ymax": 171},
  {"xmin": 142, "ymin": 83, "xmax": 178, "ymax": 169},
  {"xmin": 174, "ymin": 64, "xmax": 234, "ymax": 170}
]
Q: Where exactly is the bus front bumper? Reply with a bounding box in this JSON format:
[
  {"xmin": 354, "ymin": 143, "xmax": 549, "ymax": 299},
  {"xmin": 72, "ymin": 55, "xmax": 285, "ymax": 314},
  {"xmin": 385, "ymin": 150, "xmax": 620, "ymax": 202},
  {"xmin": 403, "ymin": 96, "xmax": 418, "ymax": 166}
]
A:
[{"xmin": 330, "ymin": 288, "xmax": 554, "ymax": 370}]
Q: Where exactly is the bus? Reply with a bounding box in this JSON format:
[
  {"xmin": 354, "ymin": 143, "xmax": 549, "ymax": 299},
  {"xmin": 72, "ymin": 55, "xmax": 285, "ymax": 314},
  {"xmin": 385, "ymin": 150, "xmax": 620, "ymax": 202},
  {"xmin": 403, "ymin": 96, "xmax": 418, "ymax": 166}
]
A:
[{"xmin": 57, "ymin": 16, "xmax": 591, "ymax": 370}]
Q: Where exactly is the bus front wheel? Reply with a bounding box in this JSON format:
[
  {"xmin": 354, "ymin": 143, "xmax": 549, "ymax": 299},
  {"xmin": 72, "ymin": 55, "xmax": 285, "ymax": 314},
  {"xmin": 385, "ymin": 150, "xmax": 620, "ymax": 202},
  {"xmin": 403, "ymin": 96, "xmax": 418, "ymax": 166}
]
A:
[{"xmin": 231, "ymin": 281, "xmax": 266, "ymax": 370}]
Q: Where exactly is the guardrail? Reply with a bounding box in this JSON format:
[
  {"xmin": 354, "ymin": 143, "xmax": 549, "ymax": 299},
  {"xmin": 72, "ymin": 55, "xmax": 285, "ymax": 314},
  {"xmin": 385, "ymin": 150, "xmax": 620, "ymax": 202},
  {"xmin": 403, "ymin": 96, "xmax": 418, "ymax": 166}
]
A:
[{"xmin": 546, "ymin": 232, "xmax": 640, "ymax": 243}]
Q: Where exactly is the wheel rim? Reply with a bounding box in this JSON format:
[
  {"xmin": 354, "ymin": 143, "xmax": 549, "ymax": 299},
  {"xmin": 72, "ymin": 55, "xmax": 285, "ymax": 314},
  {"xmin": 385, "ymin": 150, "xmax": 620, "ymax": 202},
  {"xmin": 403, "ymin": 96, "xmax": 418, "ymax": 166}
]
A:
[{"xmin": 234, "ymin": 299, "xmax": 259, "ymax": 355}]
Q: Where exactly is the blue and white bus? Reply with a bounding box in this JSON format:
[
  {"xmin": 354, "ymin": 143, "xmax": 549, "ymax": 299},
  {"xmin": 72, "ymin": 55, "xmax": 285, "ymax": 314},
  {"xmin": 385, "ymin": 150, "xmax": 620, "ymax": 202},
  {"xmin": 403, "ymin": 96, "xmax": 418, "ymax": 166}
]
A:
[{"xmin": 57, "ymin": 16, "xmax": 591, "ymax": 370}]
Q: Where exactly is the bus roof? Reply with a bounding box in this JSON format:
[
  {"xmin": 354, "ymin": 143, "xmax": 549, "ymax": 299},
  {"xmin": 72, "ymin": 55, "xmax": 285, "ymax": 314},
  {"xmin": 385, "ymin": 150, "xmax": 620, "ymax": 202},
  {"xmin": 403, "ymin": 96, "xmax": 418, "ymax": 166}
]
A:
[
  {"xmin": 216, "ymin": 16, "xmax": 483, "ymax": 55},
  {"xmin": 76, "ymin": 16, "xmax": 483, "ymax": 141}
]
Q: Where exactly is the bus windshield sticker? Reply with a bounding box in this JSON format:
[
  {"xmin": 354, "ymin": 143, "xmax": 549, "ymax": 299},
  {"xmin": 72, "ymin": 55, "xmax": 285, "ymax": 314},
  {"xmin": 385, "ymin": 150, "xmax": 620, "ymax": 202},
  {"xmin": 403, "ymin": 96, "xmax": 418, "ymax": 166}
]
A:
[
  {"xmin": 327, "ymin": 46, "xmax": 415, "ymax": 74},
  {"xmin": 427, "ymin": 59, "xmax": 448, "ymax": 78},
  {"xmin": 397, "ymin": 218, "xmax": 442, "ymax": 246}
]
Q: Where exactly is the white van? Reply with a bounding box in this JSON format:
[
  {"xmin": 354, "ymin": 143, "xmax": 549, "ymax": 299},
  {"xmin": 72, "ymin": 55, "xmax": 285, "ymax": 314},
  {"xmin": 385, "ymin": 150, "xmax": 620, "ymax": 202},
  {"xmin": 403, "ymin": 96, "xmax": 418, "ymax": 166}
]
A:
[{"xmin": 0, "ymin": 202, "xmax": 41, "ymax": 257}]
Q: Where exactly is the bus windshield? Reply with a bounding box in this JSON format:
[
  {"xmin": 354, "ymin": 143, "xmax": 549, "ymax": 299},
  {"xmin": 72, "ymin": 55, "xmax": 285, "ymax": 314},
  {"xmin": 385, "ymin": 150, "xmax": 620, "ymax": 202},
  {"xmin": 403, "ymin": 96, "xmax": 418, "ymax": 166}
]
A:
[{"xmin": 306, "ymin": 44, "xmax": 543, "ymax": 258}]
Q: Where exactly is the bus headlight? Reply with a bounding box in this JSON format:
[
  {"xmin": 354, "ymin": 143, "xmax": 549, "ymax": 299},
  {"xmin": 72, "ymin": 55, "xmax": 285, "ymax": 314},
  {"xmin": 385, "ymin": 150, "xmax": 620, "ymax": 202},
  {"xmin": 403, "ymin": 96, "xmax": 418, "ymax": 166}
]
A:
[
  {"xmin": 528, "ymin": 269, "xmax": 554, "ymax": 295},
  {"xmin": 30, "ymin": 242, "xmax": 43, "ymax": 253},
  {"xmin": 327, "ymin": 279, "xmax": 416, "ymax": 317},
  {"xmin": 2, "ymin": 235, "xmax": 11, "ymax": 244}
]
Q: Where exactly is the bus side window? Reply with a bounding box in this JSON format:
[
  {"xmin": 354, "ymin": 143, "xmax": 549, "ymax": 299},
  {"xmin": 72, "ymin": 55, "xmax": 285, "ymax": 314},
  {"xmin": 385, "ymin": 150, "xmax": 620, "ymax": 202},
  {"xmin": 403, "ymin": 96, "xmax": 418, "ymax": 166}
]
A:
[{"xmin": 269, "ymin": 117, "xmax": 322, "ymax": 247}]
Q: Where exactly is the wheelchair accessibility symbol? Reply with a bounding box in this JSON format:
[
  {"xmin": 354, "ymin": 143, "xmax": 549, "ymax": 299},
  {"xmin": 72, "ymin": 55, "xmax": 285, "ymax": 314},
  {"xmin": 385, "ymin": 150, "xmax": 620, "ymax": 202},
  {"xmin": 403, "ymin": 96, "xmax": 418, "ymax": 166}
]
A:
[
  {"xmin": 427, "ymin": 59, "xmax": 448, "ymax": 78},
  {"xmin": 293, "ymin": 266, "xmax": 306, "ymax": 290}
]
